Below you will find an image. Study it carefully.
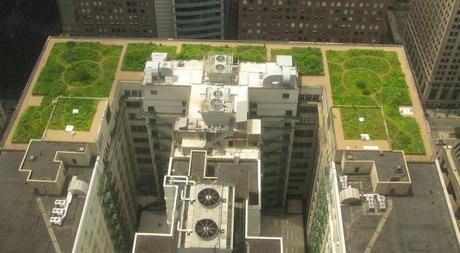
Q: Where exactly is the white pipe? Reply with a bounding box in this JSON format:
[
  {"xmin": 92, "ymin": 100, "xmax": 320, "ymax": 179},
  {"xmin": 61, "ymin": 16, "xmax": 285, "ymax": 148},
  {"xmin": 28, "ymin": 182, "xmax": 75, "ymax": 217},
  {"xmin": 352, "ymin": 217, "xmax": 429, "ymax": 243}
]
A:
[
  {"xmin": 176, "ymin": 221, "xmax": 192, "ymax": 234},
  {"xmin": 180, "ymin": 189, "xmax": 195, "ymax": 202},
  {"xmin": 165, "ymin": 175, "xmax": 196, "ymax": 185}
]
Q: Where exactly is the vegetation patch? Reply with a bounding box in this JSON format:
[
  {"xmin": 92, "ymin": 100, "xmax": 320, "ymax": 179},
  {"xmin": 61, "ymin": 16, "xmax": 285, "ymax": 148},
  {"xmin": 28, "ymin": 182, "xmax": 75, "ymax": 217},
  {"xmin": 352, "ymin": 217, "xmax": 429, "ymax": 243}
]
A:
[
  {"xmin": 271, "ymin": 47, "xmax": 324, "ymax": 75},
  {"xmin": 48, "ymin": 98, "xmax": 99, "ymax": 131},
  {"xmin": 327, "ymin": 49, "xmax": 425, "ymax": 154},
  {"xmin": 177, "ymin": 44, "xmax": 267, "ymax": 62},
  {"xmin": 13, "ymin": 41, "xmax": 122, "ymax": 143},
  {"xmin": 122, "ymin": 43, "xmax": 177, "ymax": 71},
  {"xmin": 339, "ymin": 107, "xmax": 387, "ymax": 140},
  {"xmin": 63, "ymin": 61, "xmax": 101, "ymax": 87}
]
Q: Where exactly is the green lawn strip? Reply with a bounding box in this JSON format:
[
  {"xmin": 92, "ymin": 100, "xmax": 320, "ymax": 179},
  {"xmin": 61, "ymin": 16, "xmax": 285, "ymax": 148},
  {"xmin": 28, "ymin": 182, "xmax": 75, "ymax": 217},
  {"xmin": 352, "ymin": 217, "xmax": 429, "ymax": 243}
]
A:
[
  {"xmin": 339, "ymin": 107, "xmax": 387, "ymax": 140},
  {"xmin": 12, "ymin": 99, "xmax": 53, "ymax": 143},
  {"xmin": 271, "ymin": 47, "xmax": 324, "ymax": 75},
  {"xmin": 48, "ymin": 98, "xmax": 99, "ymax": 131},
  {"xmin": 327, "ymin": 49, "xmax": 425, "ymax": 154},
  {"xmin": 177, "ymin": 44, "xmax": 267, "ymax": 62},
  {"xmin": 122, "ymin": 43, "xmax": 177, "ymax": 71},
  {"xmin": 12, "ymin": 41, "xmax": 122, "ymax": 143}
]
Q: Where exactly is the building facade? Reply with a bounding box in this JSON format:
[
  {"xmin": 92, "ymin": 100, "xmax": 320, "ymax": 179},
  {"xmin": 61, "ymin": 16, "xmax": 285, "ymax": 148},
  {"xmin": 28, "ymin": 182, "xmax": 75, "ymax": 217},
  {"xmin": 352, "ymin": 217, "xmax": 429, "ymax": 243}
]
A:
[
  {"xmin": 238, "ymin": 0, "xmax": 389, "ymax": 43},
  {"xmin": 404, "ymin": 0, "xmax": 460, "ymax": 107},
  {"xmin": 56, "ymin": 0, "xmax": 236, "ymax": 39},
  {"xmin": 0, "ymin": 0, "xmax": 60, "ymax": 99},
  {"xmin": 438, "ymin": 143, "xmax": 460, "ymax": 220}
]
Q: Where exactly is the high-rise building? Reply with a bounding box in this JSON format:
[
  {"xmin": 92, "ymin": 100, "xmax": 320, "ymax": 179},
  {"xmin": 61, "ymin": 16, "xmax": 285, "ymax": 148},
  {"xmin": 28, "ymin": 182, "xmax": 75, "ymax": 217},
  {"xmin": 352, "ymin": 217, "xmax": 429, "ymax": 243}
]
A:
[
  {"xmin": 1, "ymin": 38, "xmax": 459, "ymax": 253},
  {"xmin": 404, "ymin": 0, "xmax": 460, "ymax": 107},
  {"xmin": 0, "ymin": 0, "xmax": 61, "ymax": 99},
  {"xmin": 437, "ymin": 142, "xmax": 460, "ymax": 221},
  {"xmin": 238, "ymin": 0, "xmax": 389, "ymax": 43},
  {"xmin": 56, "ymin": 0, "xmax": 237, "ymax": 39}
]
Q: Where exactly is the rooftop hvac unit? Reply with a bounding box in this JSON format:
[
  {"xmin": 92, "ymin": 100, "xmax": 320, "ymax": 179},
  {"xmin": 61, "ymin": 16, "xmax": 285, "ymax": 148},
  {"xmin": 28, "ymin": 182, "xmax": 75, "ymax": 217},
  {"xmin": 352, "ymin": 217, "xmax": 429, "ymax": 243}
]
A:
[
  {"xmin": 198, "ymin": 188, "xmax": 221, "ymax": 208},
  {"xmin": 215, "ymin": 55, "xmax": 226, "ymax": 63},
  {"xmin": 195, "ymin": 219, "xmax": 220, "ymax": 240}
]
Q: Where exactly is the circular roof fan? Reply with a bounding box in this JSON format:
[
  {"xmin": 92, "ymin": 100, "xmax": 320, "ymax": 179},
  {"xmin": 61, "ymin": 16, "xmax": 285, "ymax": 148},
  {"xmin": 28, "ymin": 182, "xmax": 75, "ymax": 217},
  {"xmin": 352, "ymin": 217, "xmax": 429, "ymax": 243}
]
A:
[
  {"xmin": 195, "ymin": 219, "xmax": 219, "ymax": 240},
  {"xmin": 215, "ymin": 64, "xmax": 225, "ymax": 71},
  {"xmin": 213, "ymin": 89, "xmax": 223, "ymax": 98},
  {"xmin": 216, "ymin": 55, "xmax": 226, "ymax": 62},
  {"xmin": 198, "ymin": 188, "xmax": 221, "ymax": 207},
  {"xmin": 210, "ymin": 98, "xmax": 224, "ymax": 111}
]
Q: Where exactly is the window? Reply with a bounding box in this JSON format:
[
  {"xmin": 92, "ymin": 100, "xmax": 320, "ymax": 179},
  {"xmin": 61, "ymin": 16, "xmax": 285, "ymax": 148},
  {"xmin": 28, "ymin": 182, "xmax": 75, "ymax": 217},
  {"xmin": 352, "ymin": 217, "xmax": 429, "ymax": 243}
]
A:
[
  {"xmin": 285, "ymin": 110, "xmax": 293, "ymax": 116},
  {"xmin": 126, "ymin": 101, "xmax": 142, "ymax": 108},
  {"xmin": 135, "ymin": 147, "xmax": 151, "ymax": 154},
  {"xmin": 150, "ymin": 90, "xmax": 157, "ymax": 95},
  {"xmin": 131, "ymin": 125, "xmax": 147, "ymax": 133},
  {"xmin": 137, "ymin": 158, "xmax": 152, "ymax": 164},
  {"xmin": 295, "ymin": 130, "xmax": 314, "ymax": 137},
  {"xmin": 148, "ymin": 106, "xmax": 155, "ymax": 112},
  {"xmin": 282, "ymin": 93, "xmax": 290, "ymax": 99},
  {"xmin": 128, "ymin": 113, "xmax": 136, "ymax": 120},
  {"xmin": 133, "ymin": 137, "xmax": 149, "ymax": 143}
]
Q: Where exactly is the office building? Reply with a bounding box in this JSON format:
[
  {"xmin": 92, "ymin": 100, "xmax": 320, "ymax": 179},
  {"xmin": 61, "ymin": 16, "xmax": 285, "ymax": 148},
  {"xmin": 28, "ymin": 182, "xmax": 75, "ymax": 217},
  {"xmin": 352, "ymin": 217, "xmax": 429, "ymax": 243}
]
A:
[
  {"xmin": 438, "ymin": 143, "xmax": 460, "ymax": 222},
  {"xmin": 56, "ymin": 0, "xmax": 236, "ymax": 39},
  {"xmin": 404, "ymin": 0, "xmax": 460, "ymax": 107},
  {"xmin": 0, "ymin": 38, "xmax": 459, "ymax": 253},
  {"xmin": 238, "ymin": 0, "xmax": 389, "ymax": 43},
  {"xmin": 0, "ymin": 0, "xmax": 60, "ymax": 99}
]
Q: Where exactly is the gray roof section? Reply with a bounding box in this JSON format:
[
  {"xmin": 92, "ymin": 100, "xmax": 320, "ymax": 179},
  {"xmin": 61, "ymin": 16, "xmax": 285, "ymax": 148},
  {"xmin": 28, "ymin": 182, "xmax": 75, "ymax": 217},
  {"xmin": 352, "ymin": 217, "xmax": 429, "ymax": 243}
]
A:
[
  {"xmin": 247, "ymin": 239, "xmax": 283, "ymax": 253},
  {"xmin": 0, "ymin": 149, "xmax": 94, "ymax": 253},
  {"xmin": 21, "ymin": 140, "xmax": 87, "ymax": 180},
  {"xmin": 133, "ymin": 235, "xmax": 175, "ymax": 253},
  {"xmin": 344, "ymin": 150, "xmax": 409, "ymax": 182},
  {"xmin": 341, "ymin": 163, "xmax": 460, "ymax": 253}
]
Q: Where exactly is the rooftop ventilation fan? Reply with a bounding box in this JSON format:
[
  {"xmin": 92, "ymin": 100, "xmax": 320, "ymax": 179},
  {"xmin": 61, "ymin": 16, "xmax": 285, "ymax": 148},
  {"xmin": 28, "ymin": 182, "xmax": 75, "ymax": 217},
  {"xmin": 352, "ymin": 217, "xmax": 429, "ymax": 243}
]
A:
[
  {"xmin": 210, "ymin": 98, "xmax": 224, "ymax": 111},
  {"xmin": 215, "ymin": 64, "xmax": 225, "ymax": 72},
  {"xmin": 213, "ymin": 89, "xmax": 224, "ymax": 98},
  {"xmin": 198, "ymin": 188, "xmax": 221, "ymax": 207},
  {"xmin": 216, "ymin": 55, "xmax": 226, "ymax": 62},
  {"xmin": 195, "ymin": 219, "xmax": 219, "ymax": 240}
]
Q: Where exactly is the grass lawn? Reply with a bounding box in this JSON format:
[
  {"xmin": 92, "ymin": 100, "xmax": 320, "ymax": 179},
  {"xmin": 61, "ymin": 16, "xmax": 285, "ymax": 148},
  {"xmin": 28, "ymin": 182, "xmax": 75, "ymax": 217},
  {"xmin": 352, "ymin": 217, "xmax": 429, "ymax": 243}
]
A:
[
  {"xmin": 327, "ymin": 49, "xmax": 425, "ymax": 154},
  {"xmin": 177, "ymin": 44, "xmax": 267, "ymax": 62},
  {"xmin": 48, "ymin": 98, "xmax": 99, "ymax": 131},
  {"xmin": 122, "ymin": 43, "xmax": 177, "ymax": 71},
  {"xmin": 271, "ymin": 47, "xmax": 324, "ymax": 75},
  {"xmin": 12, "ymin": 41, "xmax": 122, "ymax": 143},
  {"xmin": 339, "ymin": 107, "xmax": 387, "ymax": 140}
]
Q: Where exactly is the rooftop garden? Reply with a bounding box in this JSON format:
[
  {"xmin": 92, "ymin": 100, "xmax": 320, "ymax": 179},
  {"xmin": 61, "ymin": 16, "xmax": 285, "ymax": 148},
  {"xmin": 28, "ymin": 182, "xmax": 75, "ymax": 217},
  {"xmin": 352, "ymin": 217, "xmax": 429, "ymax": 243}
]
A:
[
  {"xmin": 271, "ymin": 47, "xmax": 324, "ymax": 75},
  {"xmin": 327, "ymin": 49, "xmax": 425, "ymax": 154},
  {"xmin": 48, "ymin": 98, "xmax": 99, "ymax": 131},
  {"xmin": 177, "ymin": 44, "xmax": 267, "ymax": 62},
  {"xmin": 12, "ymin": 41, "xmax": 122, "ymax": 143},
  {"xmin": 339, "ymin": 106, "xmax": 388, "ymax": 140},
  {"xmin": 122, "ymin": 43, "xmax": 177, "ymax": 71}
]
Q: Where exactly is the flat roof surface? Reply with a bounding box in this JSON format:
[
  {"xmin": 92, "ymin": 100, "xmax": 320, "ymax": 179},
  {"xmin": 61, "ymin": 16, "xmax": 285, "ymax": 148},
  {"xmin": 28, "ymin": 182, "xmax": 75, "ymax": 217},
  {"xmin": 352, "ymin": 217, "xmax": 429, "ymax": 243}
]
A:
[
  {"xmin": 21, "ymin": 140, "xmax": 87, "ymax": 180},
  {"xmin": 0, "ymin": 150, "xmax": 93, "ymax": 253},
  {"xmin": 247, "ymin": 239, "xmax": 283, "ymax": 253},
  {"xmin": 2, "ymin": 37, "xmax": 430, "ymax": 158},
  {"xmin": 341, "ymin": 163, "xmax": 460, "ymax": 253},
  {"xmin": 134, "ymin": 235, "xmax": 175, "ymax": 253},
  {"xmin": 344, "ymin": 150, "xmax": 409, "ymax": 182}
]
